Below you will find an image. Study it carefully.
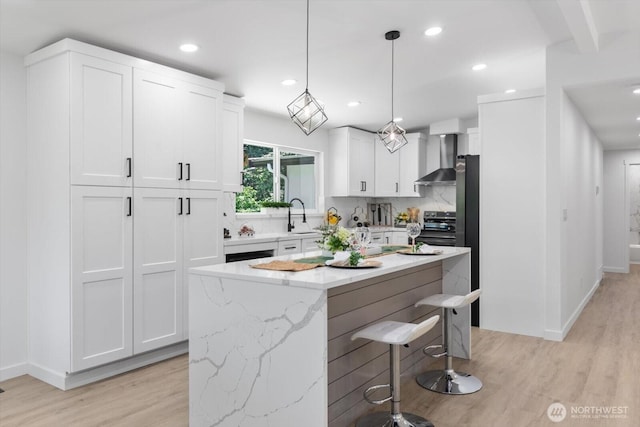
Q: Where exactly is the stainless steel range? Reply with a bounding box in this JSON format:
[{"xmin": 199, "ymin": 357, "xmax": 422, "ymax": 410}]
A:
[{"xmin": 416, "ymin": 211, "xmax": 456, "ymax": 246}]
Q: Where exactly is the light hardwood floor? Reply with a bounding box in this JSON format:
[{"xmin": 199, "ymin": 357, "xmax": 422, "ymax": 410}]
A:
[{"xmin": 1, "ymin": 266, "xmax": 638, "ymax": 427}]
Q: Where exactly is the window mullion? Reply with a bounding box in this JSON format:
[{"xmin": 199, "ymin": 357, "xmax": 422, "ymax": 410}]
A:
[{"xmin": 273, "ymin": 147, "xmax": 281, "ymax": 202}]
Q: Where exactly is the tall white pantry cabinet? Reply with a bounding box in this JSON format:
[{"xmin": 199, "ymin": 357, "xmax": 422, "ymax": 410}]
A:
[{"xmin": 26, "ymin": 39, "xmax": 227, "ymax": 389}]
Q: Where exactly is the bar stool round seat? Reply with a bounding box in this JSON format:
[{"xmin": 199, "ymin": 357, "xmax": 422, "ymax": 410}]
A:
[
  {"xmin": 414, "ymin": 289, "xmax": 482, "ymax": 395},
  {"xmin": 351, "ymin": 315, "xmax": 440, "ymax": 427}
]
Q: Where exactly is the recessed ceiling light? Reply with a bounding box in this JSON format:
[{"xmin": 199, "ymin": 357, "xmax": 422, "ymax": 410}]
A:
[
  {"xmin": 634, "ymin": 88, "xmax": 640, "ymax": 95},
  {"xmin": 425, "ymin": 27, "xmax": 442, "ymax": 36},
  {"xmin": 347, "ymin": 101, "xmax": 361, "ymax": 107},
  {"xmin": 393, "ymin": 117, "xmax": 403, "ymax": 123},
  {"xmin": 281, "ymin": 79, "xmax": 297, "ymax": 86},
  {"xmin": 179, "ymin": 43, "xmax": 198, "ymax": 53},
  {"xmin": 637, "ymin": 116, "xmax": 640, "ymax": 121},
  {"xmin": 505, "ymin": 89, "xmax": 516, "ymax": 94},
  {"xmin": 472, "ymin": 63, "xmax": 487, "ymax": 71}
]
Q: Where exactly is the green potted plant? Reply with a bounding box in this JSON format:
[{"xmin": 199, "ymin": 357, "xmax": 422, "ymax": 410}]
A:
[{"xmin": 260, "ymin": 200, "xmax": 292, "ymax": 214}]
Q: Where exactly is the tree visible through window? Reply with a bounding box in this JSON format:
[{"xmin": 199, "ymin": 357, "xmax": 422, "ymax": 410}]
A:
[{"xmin": 236, "ymin": 142, "xmax": 318, "ymax": 213}]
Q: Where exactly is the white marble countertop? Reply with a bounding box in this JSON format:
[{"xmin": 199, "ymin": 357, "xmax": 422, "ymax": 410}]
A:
[
  {"xmin": 190, "ymin": 246, "xmax": 470, "ymax": 291},
  {"xmin": 223, "ymin": 232, "xmax": 321, "ymax": 247},
  {"xmin": 223, "ymin": 226, "xmax": 406, "ymax": 247}
]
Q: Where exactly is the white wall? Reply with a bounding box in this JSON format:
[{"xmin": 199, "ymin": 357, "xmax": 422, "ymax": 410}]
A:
[
  {"xmin": 560, "ymin": 94, "xmax": 603, "ymax": 330},
  {"xmin": 603, "ymin": 149, "xmax": 640, "ymax": 272},
  {"xmin": 0, "ymin": 51, "xmax": 28, "ymax": 380},
  {"xmin": 478, "ymin": 90, "xmax": 546, "ymax": 337},
  {"xmin": 545, "ymin": 31, "xmax": 639, "ymax": 339}
]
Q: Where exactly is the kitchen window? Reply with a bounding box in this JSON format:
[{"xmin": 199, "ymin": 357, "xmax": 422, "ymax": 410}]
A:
[{"xmin": 236, "ymin": 140, "xmax": 319, "ymax": 213}]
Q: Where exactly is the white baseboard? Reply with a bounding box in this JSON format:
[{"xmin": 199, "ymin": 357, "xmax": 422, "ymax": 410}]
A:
[
  {"xmin": 561, "ymin": 277, "xmax": 601, "ymax": 340},
  {"xmin": 0, "ymin": 362, "xmax": 28, "ymax": 382},
  {"xmin": 603, "ymin": 266, "xmax": 628, "ymax": 273},
  {"xmin": 543, "ymin": 329, "xmax": 564, "ymax": 342},
  {"xmin": 29, "ymin": 341, "xmax": 188, "ymax": 391}
]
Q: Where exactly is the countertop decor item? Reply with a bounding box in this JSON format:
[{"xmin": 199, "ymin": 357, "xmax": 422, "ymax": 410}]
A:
[
  {"xmin": 237, "ymin": 223, "xmax": 255, "ymax": 237},
  {"xmin": 321, "ymin": 226, "xmax": 353, "ymax": 253},
  {"xmin": 326, "ymin": 206, "xmax": 341, "ymax": 225},
  {"xmin": 250, "ymin": 260, "xmax": 323, "ymax": 272}
]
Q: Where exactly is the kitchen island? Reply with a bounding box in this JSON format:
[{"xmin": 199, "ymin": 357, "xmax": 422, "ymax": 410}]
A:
[{"xmin": 189, "ymin": 247, "xmax": 471, "ymax": 427}]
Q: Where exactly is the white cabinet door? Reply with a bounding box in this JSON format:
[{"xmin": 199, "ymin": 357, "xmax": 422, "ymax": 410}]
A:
[
  {"xmin": 70, "ymin": 53, "xmax": 132, "ymax": 187},
  {"xmin": 133, "ymin": 188, "xmax": 184, "ymax": 353},
  {"xmin": 374, "ymin": 141, "xmax": 400, "ymax": 197},
  {"xmin": 371, "ymin": 232, "xmax": 385, "ymax": 245},
  {"xmin": 182, "ymin": 190, "xmax": 223, "ymax": 333},
  {"xmin": 71, "ymin": 186, "xmax": 133, "ymax": 371},
  {"xmin": 278, "ymin": 239, "xmax": 301, "ymax": 256},
  {"xmin": 182, "ymin": 85, "xmax": 222, "ymax": 190},
  {"xmin": 347, "ymin": 129, "xmax": 375, "ymax": 196},
  {"xmin": 301, "ymin": 237, "xmax": 320, "ymax": 252},
  {"xmin": 397, "ymin": 134, "xmax": 425, "ymax": 197},
  {"xmin": 133, "ymin": 70, "xmax": 182, "ymax": 189},
  {"xmin": 222, "ymin": 95, "xmax": 245, "ymax": 192},
  {"xmin": 374, "ymin": 133, "xmax": 425, "ymax": 197},
  {"xmin": 388, "ymin": 230, "xmax": 409, "ymax": 245}
]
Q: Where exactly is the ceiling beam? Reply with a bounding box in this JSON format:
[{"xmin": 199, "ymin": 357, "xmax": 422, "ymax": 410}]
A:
[{"xmin": 556, "ymin": 0, "xmax": 600, "ymax": 52}]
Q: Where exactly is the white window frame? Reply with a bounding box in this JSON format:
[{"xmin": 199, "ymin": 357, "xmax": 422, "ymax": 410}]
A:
[{"xmin": 237, "ymin": 139, "xmax": 322, "ymax": 215}]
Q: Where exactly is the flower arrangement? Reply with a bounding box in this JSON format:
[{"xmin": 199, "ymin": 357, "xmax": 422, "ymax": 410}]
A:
[
  {"xmin": 315, "ymin": 225, "xmax": 354, "ymax": 253},
  {"xmin": 395, "ymin": 211, "xmax": 409, "ymax": 224}
]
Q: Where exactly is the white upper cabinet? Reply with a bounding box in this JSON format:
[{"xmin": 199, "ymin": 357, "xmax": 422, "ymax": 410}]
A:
[
  {"xmin": 374, "ymin": 141, "xmax": 399, "ymax": 196},
  {"xmin": 374, "ymin": 133, "xmax": 426, "ymax": 197},
  {"xmin": 133, "ymin": 70, "xmax": 183, "ymax": 189},
  {"xmin": 328, "ymin": 127, "xmax": 375, "ymax": 197},
  {"xmin": 182, "ymin": 85, "xmax": 223, "ymax": 190},
  {"xmin": 134, "ymin": 70, "xmax": 223, "ymax": 190},
  {"xmin": 222, "ymin": 95, "xmax": 245, "ymax": 192},
  {"xmin": 70, "ymin": 53, "xmax": 132, "ymax": 187}
]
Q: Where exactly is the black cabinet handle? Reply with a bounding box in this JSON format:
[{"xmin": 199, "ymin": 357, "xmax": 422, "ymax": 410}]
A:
[
  {"xmin": 395, "ymin": 182, "xmax": 398, "ymax": 193},
  {"xmin": 178, "ymin": 197, "xmax": 183, "ymax": 215},
  {"xmin": 186, "ymin": 197, "xmax": 191, "ymax": 215},
  {"xmin": 363, "ymin": 181, "xmax": 367, "ymax": 192},
  {"xmin": 178, "ymin": 163, "xmax": 183, "ymax": 180},
  {"xmin": 126, "ymin": 157, "xmax": 132, "ymax": 178},
  {"xmin": 126, "ymin": 196, "xmax": 132, "ymax": 216},
  {"xmin": 186, "ymin": 163, "xmax": 191, "ymax": 181}
]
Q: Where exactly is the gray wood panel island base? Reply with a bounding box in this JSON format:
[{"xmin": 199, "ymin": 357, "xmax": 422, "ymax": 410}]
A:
[{"xmin": 188, "ymin": 247, "xmax": 471, "ymax": 427}]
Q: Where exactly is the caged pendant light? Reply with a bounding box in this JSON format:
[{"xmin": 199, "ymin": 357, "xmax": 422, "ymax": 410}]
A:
[
  {"xmin": 287, "ymin": 0, "xmax": 328, "ymax": 135},
  {"xmin": 377, "ymin": 30, "xmax": 408, "ymax": 153}
]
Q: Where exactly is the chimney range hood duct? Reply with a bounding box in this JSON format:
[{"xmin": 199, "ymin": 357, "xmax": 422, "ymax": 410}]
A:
[{"xmin": 415, "ymin": 134, "xmax": 458, "ymax": 185}]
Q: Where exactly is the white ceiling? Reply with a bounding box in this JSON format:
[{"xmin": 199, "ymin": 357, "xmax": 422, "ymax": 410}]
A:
[{"xmin": 1, "ymin": 0, "xmax": 638, "ymax": 149}]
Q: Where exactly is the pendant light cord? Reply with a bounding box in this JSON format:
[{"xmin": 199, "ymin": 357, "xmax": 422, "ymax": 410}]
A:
[
  {"xmin": 391, "ymin": 37, "xmax": 394, "ymax": 120},
  {"xmin": 306, "ymin": 0, "xmax": 310, "ymax": 91}
]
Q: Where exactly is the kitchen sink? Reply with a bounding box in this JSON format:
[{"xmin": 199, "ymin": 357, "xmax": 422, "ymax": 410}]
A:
[{"xmin": 291, "ymin": 231, "xmax": 317, "ymax": 235}]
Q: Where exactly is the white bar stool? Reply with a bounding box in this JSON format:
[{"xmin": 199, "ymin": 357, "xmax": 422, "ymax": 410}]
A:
[
  {"xmin": 414, "ymin": 289, "xmax": 482, "ymax": 395},
  {"xmin": 351, "ymin": 315, "xmax": 440, "ymax": 427}
]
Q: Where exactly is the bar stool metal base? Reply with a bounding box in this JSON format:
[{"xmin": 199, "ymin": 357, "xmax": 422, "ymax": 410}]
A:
[
  {"xmin": 355, "ymin": 411, "xmax": 435, "ymax": 427},
  {"xmin": 416, "ymin": 369, "xmax": 482, "ymax": 395}
]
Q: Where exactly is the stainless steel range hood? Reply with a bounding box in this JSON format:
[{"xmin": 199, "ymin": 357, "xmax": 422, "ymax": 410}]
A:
[{"xmin": 415, "ymin": 134, "xmax": 458, "ymax": 185}]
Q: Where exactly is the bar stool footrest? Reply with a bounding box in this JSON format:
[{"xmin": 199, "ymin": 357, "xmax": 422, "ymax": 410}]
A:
[
  {"xmin": 422, "ymin": 344, "xmax": 446, "ymax": 358},
  {"xmin": 363, "ymin": 383, "xmax": 392, "ymax": 405}
]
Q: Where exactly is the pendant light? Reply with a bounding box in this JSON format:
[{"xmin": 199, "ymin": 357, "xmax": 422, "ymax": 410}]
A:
[
  {"xmin": 287, "ymin": 0, "xmax": 327, "ymax": 135},
  {"xmin": 377, "ymin": 30, "xmax": 408, "ymax": 153}
]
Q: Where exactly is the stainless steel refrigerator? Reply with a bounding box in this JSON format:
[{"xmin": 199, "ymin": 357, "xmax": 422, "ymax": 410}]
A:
[{"xmin": 456, "ymin": 155, "xmax": 480, "ymax": 327}]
